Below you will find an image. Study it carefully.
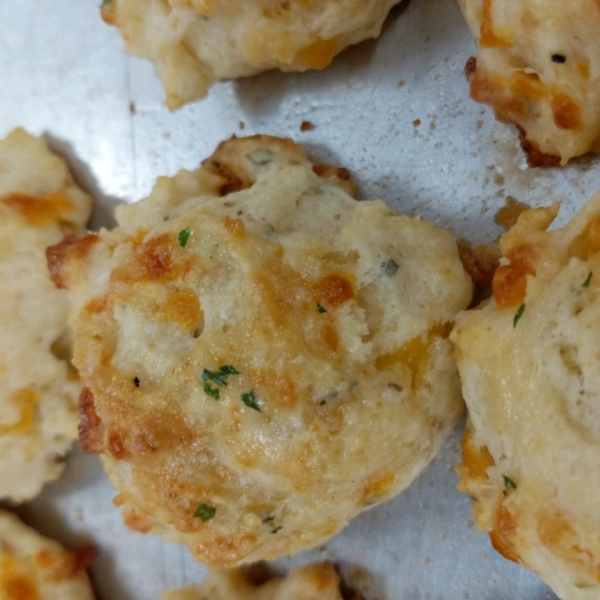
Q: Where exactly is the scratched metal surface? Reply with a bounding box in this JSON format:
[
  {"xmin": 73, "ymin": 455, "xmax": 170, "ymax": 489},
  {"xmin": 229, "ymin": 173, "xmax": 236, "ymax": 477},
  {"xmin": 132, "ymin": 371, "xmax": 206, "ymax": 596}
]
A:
[{"xmin": 1, "ymin": 0, "xmax": 598, "ymax": 599}]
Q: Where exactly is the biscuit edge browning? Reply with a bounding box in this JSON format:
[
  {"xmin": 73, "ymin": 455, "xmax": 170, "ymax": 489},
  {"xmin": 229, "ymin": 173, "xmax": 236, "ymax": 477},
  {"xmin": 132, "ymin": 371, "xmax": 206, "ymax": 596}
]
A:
[
  {"xmin": 56, "ymin": 135, "xmax": 472, "ymax": 567},
  {"xmin": 452, "ymin": 190, "xmax": 600, "ymax": 598},
  {"xmin": 458, "ymin": 0, "xmax": 600, "ymax": 165}
]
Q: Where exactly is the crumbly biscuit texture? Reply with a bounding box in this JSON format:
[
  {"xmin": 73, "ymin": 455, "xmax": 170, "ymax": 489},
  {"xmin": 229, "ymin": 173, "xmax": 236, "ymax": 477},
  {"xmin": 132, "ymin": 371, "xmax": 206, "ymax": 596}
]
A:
[
  {"xmin": 452, "ymin": 192, "xmax": 600, "ymax": 599},
  {"xmin": 101, "ymin": 0, "xmax": 402, "ymax": 109},
  {"xmin": 0, "ymin": 129, "xmax": 92, "ymax": 502},
  {"xmin": 0, "ymin": 509, "xmax": 95, "ymax": 600},
  {"xmin": 458, "ymin": 0, "xmax": 600, "ymax": 165},
  {"xmin": 57, "ymin": 135, "xmax": 471, "ymax": 567},
  {"xmin": 161, "ymin": 563, "xmax": 345, "ymax": 600}
]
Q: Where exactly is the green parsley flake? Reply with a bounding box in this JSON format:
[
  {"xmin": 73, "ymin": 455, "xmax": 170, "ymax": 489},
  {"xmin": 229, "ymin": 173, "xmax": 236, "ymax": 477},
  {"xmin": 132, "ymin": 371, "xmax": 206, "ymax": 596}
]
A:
[
  {"xmin": 271, "ymin": 526, "xmax": 283, "ymax": 534},
  {"xmin": 178, "ymin": 228, "xmax": 191, "ymax": 248},
  {"xmin": 382, "ymin": 259, "xmax": 399, "ymax": 276},
  {"xmin": 503, "ymin": 476, "xmax": 517, "ymax": 491},
  {"xmin": 202, "ymin": 365, "xmax": 239, "ymax": 387},
  {"xmin": 204, "ymin": 382, "xmax": 220, "ymax": 400},
  {"xmin": 100, "ymin": 0, "xmax": 111, "ymax": 6},
  {"xmin": 317, "ymin": 303, "xmax": 326, "ymax": 313},
  {"xmin": 513, "ymin": 303, "xmax": 525, "ymax": 327},
  {"xmin": 583, "ymin": 271, "xmax": 593, "ymax": 287},
  {"xmin": 241, "ymin": 390, "xmax": 261, "ymax": 411},
  {"xmin": 194, "ymin": 503, "xmax": 216, "ymax": 521}
]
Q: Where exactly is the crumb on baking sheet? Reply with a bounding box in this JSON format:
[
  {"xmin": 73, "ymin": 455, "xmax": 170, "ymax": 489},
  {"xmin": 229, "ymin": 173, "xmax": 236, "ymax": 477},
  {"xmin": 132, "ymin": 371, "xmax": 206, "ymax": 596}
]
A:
[
  {"xmin": 494, "ymin": 195, "xmax": 529, "ymax": 231},
  {"xmin": 129, "ymin": 102, "xmax": 136, "ymax": 115},
  {"xmin": 239, "ymin": 121, "xmax": 245, "ymax": 130},
  {"xmin": 398, "ymin": 80, "xmax": 406, "ymax": 87},
  {"xmin": 412, "ymin": 119, "xmax": 421, "ymax": 127},
  {"xmin": 300, "ymin": 120, "xmax": 315, "ymax": 131}
]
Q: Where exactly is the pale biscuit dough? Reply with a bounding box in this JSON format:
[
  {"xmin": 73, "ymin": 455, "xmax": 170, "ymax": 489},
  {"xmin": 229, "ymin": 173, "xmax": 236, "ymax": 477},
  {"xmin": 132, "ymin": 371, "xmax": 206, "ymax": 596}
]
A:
[
  {"xmin": 0, "ymin": 128, "xmax": 92, "ymax": 502},
  {"xmin": 101, "ymin": 0, "xmax": 403, "ymax": 109},
  {"xmin": 453, "ymin": 192, "xmax": 600, "ymax": 599},
  {"xmin": 53, "ymin": 135, "xmax": 472, "ymax": 567},
  {"xmin": 161, "ymin": 563, "xmax": 346, "ymax": 600},
  {"xmin": 0, "ymin": 508, "xmax": 95, "ymax": 600},
  {"xmin": 458, "ymin": 0, "xmax": 600, "ymax": 165}
]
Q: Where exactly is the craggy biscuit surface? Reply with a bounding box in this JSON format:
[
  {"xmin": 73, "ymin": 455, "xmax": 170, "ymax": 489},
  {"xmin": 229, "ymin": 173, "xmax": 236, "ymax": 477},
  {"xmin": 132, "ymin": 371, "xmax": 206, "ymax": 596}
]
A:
[
  {"xmin": 161, "ymin": 563, "xmax": 345, "ymax": 600},
  {"xmin": 452, "ymin": 193, "xmax": 600, "ymax": 599},
  {"xmin": 0, "ymin": 129, "xmax": 92, "ymax": 502},
  {"xmin": 56, "ymin": 135, "xmax": 471, "ymax": 567},
  {"xmin": 458, "ymin": 0, "xmax": 600, "ymax": 165},
  {"xmin": 0, "ymin": 509, "xmax": 95, "ymax": 600},
  {"xmin": 101, "ymin": 0, "xmax": 402, "ymax": 109}
]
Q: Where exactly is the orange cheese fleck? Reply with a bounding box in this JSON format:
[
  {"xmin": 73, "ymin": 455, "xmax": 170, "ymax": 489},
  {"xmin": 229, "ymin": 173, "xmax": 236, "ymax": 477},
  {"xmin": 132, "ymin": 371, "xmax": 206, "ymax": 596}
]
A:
[
  {"xmin": 480, "ymin": 0, "xmax": 510, "ymax": 48},
  {"xmin": 295, "ymin": 38, "xmax": 337, "ymax": 69},
  {"xmin": 0, "ymin": 554, "xmax": 39, "ymax": 600},
  {"xmin": 2, "ymin": 190, "xmax": 73, "ymax": 227},
  {"xmin": 376, "ymin": 323, "xmax": 451, "ymax": 390},
  {"xmin": 0, "ymin": 388, "xmax": 39, "ymax": 436}
]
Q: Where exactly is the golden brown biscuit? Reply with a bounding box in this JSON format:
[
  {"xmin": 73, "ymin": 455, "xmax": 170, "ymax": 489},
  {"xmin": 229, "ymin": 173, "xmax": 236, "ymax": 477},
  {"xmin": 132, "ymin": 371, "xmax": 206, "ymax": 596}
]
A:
[
  {"xmin": 101, "ymin": 0, "xmax": 403, "ymax": 109},
  {"xmin": 452, "ymin": 192, "xmax": 600, "ymax": 599},
  {"xmin": 0, "ymin": 129, "xmax": 92, "ymax": 502},
  {"xmin": 53, "ymin": 135, "xmax": 472, "ymax": 567},
  {"xmin": 160, "ymin": 563, "xmax": 347, "ymax": 600},
  {"xmin": 0, "ymin": 509, "xmax": 95, "ymax": 600},
  {"xmin": 458, "ymin": 0, "xmax": 600, "ymax": 165}
]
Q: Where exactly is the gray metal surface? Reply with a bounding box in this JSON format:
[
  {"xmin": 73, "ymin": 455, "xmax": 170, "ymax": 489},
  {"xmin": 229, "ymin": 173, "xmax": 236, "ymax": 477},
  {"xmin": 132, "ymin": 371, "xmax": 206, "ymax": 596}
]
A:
[{"xmin": 1, "ymin": 0, "xmax": 597, "ymax": 598}]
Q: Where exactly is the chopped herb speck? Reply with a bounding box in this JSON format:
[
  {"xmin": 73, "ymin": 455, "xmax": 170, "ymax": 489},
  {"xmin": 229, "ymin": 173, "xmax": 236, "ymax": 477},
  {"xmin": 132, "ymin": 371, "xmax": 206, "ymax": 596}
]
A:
[
  {"xmin": 194, "ymin": 503, "xmax": 216, "ymax": 521},
  {"xmin": 178, "ymin": 228, "xmax": 191, "ymax": 248},
  {"xmin": 100, "ymin": 0, "xmax": 111, "ymax": 6},
  {"xmin": 133, "ymin": 377, "xmax": 140, "ymax": 387},
  {"xmin": 583, "ymin": 271, "xmax": 593, "ymax": 287},
  {"xmin": 204, "ymin": 383, "xmax": 220, "ymax": 400},
  {"xmin": 382, "ymin": 259, "xmax": 399, "ymax": 276},
  {"xmin": 513, "ymin": 303, "xmax": 525, "ymax": 327},
  {"xmin": 241, "ymin": 390, "xmax": 261, "ymax": 411},
  {"xmin": 317, "ymin": 303, "xmax": 326, "ymax": 313},
  {"xmin": 551, "ymin": 54, "xmax": 566, "ymax": 63},
  {"xmin": 503, "ymin": 476, "xmax": 517, "ymax": 491},
  {"xmin": 271, "ymin": 526, "xmax": 283, "ymax": 534},
  {"xmin": 219, "ymin": 365, "xmax": 240, "ymax": 375}
]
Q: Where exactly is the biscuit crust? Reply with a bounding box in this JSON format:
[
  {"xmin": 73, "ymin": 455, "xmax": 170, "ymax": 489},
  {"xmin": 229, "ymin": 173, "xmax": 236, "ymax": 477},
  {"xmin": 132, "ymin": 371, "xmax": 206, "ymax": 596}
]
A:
[
  {"xmin": 458, "ymin": 0, "xmax": 600, "ymax": 165},
  {"xmin": 453, "ymin": 192, "xmax": 600, "ymax": 599},
  {"xmin": 0, "ymin": 129, "xmax": 92, "ymax": 502},
  {"xmin": 0, "ymin": 509, "xmax": 95, "ymax": 600},
  {"xmin": 102, "ymin": 0, "xmax": 403, "ymax": 109},
  {"xmin": 55, "ymin": 136, "xmax": 471, "ymax": 567}
]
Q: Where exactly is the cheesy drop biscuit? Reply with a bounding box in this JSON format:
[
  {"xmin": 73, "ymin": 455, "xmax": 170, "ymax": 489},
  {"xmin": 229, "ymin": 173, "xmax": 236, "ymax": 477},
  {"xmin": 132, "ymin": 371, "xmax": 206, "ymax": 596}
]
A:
[
  {"xmin": 161, "ymin": 563, "xmax": 346, "ymax": 600},
  {"xmin": 101, "ymin": 0, "xmax": 403, "ymax": 109},
  {"xmin": 452, "ymin": 193, "xmax": 600, "ymax": 599},
  {"xmin": 52, "ymin": 135, "xmax": 472, "ymax": 567},
  {"xmin": 0, "ymin": 129, "xmax": 92, "ymax": 503},
  {"xmin": 0, "ymin": 509, "xmax": 95, "ymax": 600},
  {"xmin": 458, "ymin": 0, "xmax": 600, "ymax": 165}
]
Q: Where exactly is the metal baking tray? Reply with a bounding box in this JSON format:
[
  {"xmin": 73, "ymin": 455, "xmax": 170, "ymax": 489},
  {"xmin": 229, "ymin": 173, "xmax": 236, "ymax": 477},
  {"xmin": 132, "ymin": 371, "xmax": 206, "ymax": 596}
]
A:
[{"xmin": 2, "ymin": 0, "xmax": 599, "ymax": 598}]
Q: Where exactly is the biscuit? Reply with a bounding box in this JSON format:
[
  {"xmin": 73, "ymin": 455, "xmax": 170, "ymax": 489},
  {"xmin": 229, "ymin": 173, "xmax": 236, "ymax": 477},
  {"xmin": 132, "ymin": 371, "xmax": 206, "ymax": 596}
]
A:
[
  {"xmin": 52, "ymin": 135, "xmax": 472, "ymax": 567},
  {"xmin": 458, "ymin": 0, "xmax": 600, "ymax": 165},
  {"xmin": 0, "ymin": 129, "xmax": 92, "ymax": 502},
  {"xmin": 161, "ymin": 563, "xmax": 346, "ymax": 600},
  {"xmin": 0, "ymin": 508, "xmax": 95, "ymax": 599},
  {"xmin": 101, "ymin": 0, "xmax": 403, "ymax": 109},
  {"xmin": 452, "ymin": 192, "xmax": 600, "ymax": 598}
]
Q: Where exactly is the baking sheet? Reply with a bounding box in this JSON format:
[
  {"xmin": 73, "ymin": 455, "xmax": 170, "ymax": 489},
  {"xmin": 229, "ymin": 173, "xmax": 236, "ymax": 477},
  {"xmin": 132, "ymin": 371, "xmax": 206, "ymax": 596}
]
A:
[{"xmin": 2, "ymin": 0, "xmax": 598, "ymax": 598}]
